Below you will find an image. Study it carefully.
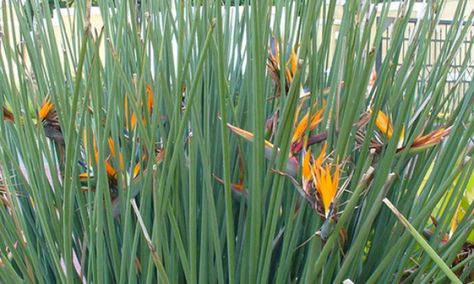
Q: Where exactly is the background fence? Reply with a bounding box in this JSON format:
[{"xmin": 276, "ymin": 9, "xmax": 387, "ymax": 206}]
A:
[{"xmin": 376, "ymin": 18, "xmax": 474, "ymax": 111}]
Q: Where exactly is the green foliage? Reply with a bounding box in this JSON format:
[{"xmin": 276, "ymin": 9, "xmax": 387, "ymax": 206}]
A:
[{"xmin": 0, "ymin": 0, "xmax": 472, "ymax": 282}]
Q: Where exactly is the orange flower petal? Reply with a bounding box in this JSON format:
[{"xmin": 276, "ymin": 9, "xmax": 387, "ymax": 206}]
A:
[
  {"xmin": 302, "ymin": 150, "xmax": 312, "ymax": 181},
  {"xmin": 146, "ymin": 84, "xmax": 154, "ymax": 114},
  {"xmin": 375, "ymin": 110, "xmax": 393, "ymax": 140},
  {"xmin": 105, "ymin": 159, "xmax": 117, "ymax": 179},
  {"xmin": 292, "ymin": 107, "xmax": 325, "ymax": 143},
  {"xmin": 108, "ymin": 138, "xmax": 116, "ymax": 157},
  {"xmin": 79, "ymin": 172, "xmax": 90, "ymax": 179},
  {"xmin": 39, "ymin": 99, "xmax": 55, "ymax": 121},
  {"xmin": 93, "ymin": 137, "xmax": 99, "ymax": 162},
  {"xmin": 313, "ymin": 162, "xmax": 339, "ymax": 218},
  {"xmin": 131, "ymin": 113, "xmax": 138, "ymax": 129},
  {"xmin": 315, "ymin": 143, "xmax": 327, "ymax": 169},
  {"xmin": 119, "ymin": 153, "xmax": 125, "ymax": 172},
  {"xmin": 132, "ymin": 163, "xmax": 141, "ymax": 179},
  {"xmin": 286, "ymin": 46, "xmax": 298, "ymax": 76},
  {"xmin": 369, "ymin": 69, "xmax": 377, "ymax": 86}
]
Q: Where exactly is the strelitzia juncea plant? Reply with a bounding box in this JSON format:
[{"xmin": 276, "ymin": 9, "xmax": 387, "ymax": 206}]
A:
[{"xmin": 0, "ymin": 0, "xmax": 472, "ymax": 283}]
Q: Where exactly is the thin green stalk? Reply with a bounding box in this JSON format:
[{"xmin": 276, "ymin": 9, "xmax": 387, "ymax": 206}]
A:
[
  {"xmin": 248, "ymin": 1, "xmax": 267, "ymax": 280},
  {"xmin": 383, "ymin": 198, "xmax": 461, "ymax": 284},
  {"xmin": 215, "ymin": 3, "xmax": 236, "ymax": 283},
  {"xmin": 131, "ymin": 200, "xmax": 170, "ymax": 284},
  {"xmin": 333, "ymin": 173, "xmax": 396, "ymax": 283},
  {"xmin": 62, "ymin": 30, "xmax": 90, "ymax": 283}
]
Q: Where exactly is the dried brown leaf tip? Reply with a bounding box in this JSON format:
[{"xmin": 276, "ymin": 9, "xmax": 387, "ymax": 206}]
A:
[
  {"xmin": 409, "ymin": 127, "xmax": 451, "ymax": 151},
  {"xmin": 2, "ymin": 107, "xmax": 15, "ymax": 123},
  {"xmin": 2, "ymin": 106, "xmax": 26, "ymax": 124}
]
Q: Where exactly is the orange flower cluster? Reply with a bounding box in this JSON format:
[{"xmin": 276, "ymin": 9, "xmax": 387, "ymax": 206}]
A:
[
  {"xmin": 372, "ymin": 110, "xmax": 450, "ymax": 152},
  {"xmin": 79, "ymin": 84, "xmax": 161, "ymax": 190},
  {"xmin": 1, "ymin": 84, "xmax": 164, "ymax": 193},
  {"xmin": 301, "ymin": 143, "xmax": 340, "ymax": 218}
]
